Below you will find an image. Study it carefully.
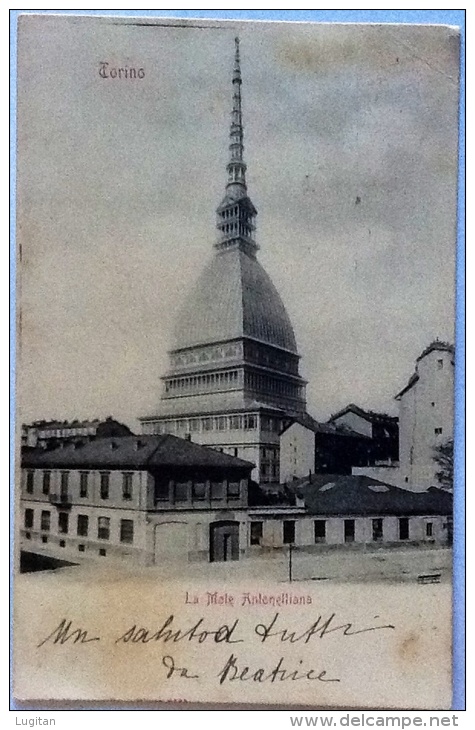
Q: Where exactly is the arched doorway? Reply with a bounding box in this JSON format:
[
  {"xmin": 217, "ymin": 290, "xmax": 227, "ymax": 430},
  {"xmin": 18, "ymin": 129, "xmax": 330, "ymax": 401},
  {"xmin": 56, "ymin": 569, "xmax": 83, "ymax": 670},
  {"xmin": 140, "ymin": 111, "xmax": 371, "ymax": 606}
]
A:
[{"xmin": 209, "ymin": 521, "xmax": 239, "ymax": 562}]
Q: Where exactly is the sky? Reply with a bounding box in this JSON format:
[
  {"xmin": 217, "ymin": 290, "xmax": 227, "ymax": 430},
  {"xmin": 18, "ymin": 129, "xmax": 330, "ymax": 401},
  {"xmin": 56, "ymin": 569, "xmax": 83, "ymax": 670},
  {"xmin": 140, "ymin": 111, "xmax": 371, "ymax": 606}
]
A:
[{"xmin": 16, "ymin": 15, "xmax": 460, "ymax": 430}]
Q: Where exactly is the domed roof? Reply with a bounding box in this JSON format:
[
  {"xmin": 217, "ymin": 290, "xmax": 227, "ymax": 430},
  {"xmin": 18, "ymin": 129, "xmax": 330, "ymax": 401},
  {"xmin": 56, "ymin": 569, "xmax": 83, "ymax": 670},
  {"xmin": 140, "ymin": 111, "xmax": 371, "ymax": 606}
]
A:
[{"xmin": 172, "ymin": 248, "xmax": 298, "ymax": 354}]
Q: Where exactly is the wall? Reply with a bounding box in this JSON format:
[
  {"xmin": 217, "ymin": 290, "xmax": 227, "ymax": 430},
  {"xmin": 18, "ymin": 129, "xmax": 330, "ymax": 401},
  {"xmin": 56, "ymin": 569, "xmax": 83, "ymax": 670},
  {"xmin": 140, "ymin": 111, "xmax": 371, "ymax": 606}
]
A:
[
  {"xmin": 20, "ymin": 467, "xmax": 152, "ymax": 565},
  {"xmin": 248, "ymin": 514, "xmax": 449, "ymax": 548},
  {"xmin": 20, "ymin": 465, "xmax": 252, "ymax": 566},
  {"xmin": 398, "ymin": 348, "xmax": 454, "ymax": 490},
  {"xmin": 279, "ymin": 422, "xmax": 315, "ymax": 483},
  {"xmin": 331, "ymin": 411, "xmax": 373, "ymax": 438},
  {"xmin": 143, "ymin": 411, "xmax": 281, "ymax": 483},
  {"xmin": 21, "ymin": 467, "xmax": 152, "ymax": 510},
  {"xmin": 149, "ymin": 508, "xmax": 249, "ymax": 563},
  {"xmin": 20, "ymin": 499, "xmax": 150, "ymax": 564}
]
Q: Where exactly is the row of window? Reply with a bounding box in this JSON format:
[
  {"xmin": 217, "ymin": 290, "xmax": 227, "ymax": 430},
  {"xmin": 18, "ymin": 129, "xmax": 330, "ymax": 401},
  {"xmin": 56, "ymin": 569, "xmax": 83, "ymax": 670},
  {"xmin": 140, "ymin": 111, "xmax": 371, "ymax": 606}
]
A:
[
  {"xmin": 219, "ymin": 203, "xmax": 241, "ymax": 220},
  {"xmin": 261, "ymin": 447, "xmax": 279, "ymax": 461},
  {"xmin": 172, "ymin": 344, "xmax": 240, "ymax": 368},
  {"xmin": 24, "ymin": 509, "xmax": 134, "ymax": 543},
  {"xmin": 154, "ymin": 413, "xmax": 259, "ymax": 436},
  {"xmin": 23, "ymin": 533, "xmax": 109, "ymax": 557},
  {"xmin": 249, "ymin": 518, "xmax": 434, "ymax": 545},
  {"xmin": 250, "ymin": 520, "xmax": 295, "ymax": 545},
  {"xmin": 260, "ymin": 463, "xmax": 279, "ymax": 479},
  {"xmin": 154, "ymin": 480, "xmax": 241, "ymax": 502},
  {"xmin": 164, "ymin": 377, "xmax": 301, "ymax": 416},
  {"xmin": 36, "ymin": 427, "xmax": 96, "ymax": 439},
  {"xmin": 25, "ymin": 470, "xmax": 134, "ymax": 501},
  {"xmin": 170, "ymin": 344, "xmax": 297, "ymax": 377},
  {"xmin": 245, "ymin": 351, "xmax": 298, "ymax": 376},
  {"xmin": 165, "ymin": 370, "xmax": 239, "ymax": 394},
  {"xmin": 219, "ymin": 221, "xmax": 253, "ymax": 238},
  {"xmin": 155, "ymin": 413, "xmax": 289, "ymax": 437},
  {"xmin": 226, "ymin": 165, "xmax": 246, "ymax": 184},
  {"xmin": 144, "ymin": 415, "xmax": 284, "ymax": 436},
  {"xmin": 244, "ymin": 372, "xmax": 302, "ymax": 400}
]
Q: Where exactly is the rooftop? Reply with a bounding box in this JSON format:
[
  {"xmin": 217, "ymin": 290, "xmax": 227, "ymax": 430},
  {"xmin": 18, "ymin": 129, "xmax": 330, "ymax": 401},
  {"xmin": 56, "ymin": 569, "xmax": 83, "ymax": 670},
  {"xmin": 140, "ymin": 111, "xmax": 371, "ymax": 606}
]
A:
[
  {"xmin": 172, "ymin": 248, "xmax": 298, "ymax": 355},
  {"xmin": 395, "ymin": 340, "xmax": 455, "ymax": 400},
  {"xmin": 22, "ymin": 434, "xmax": 254, "ymax": 471},
  {"xmin": 282, "ymin": 412, "xmax": 369, "ymax": 439},
  {"xmin": 395, "ymin": 372, "xmax": 420, "ymax": 400},
  {"xmin": 329, "ymin": 404, "xmax": 398, "ymax": 425},
  {"xmin": 416, "ymin": 340, "xmax": 454, "ymax": 363},
  {"xmin": 287, "ymin": 474, "xmax": 452, "ymax": 517}
]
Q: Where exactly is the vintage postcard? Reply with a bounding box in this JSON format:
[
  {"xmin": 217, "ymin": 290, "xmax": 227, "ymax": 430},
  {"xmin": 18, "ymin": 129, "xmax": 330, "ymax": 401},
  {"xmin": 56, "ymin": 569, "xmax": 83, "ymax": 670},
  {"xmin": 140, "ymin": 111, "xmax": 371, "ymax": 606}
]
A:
[{"xmin": 14, "ymin": 14, "xmax": 461, "ymax": 708}]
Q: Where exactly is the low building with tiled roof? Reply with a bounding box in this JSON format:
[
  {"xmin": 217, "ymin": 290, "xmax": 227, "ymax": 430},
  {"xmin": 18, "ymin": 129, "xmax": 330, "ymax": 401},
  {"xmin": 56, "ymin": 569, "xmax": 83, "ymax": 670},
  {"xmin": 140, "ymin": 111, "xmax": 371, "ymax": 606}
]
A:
[
  {"xmin": 288, "ymin": 474, "xmax": 452, "ymax": 518},
  {"xmin": 270, "ymin": 473, "xmax": 452, "ymax": 547},
  {"xmin": 22, "ymin": 434, "xmax": 254, "ymax": 471},
  {"xmin": 20, "ymin": 434, "xmax": 254, "ymax": 567},
  {"xmin": 244, "ymin": 473, "xmax": 452, "ymax": 551}
]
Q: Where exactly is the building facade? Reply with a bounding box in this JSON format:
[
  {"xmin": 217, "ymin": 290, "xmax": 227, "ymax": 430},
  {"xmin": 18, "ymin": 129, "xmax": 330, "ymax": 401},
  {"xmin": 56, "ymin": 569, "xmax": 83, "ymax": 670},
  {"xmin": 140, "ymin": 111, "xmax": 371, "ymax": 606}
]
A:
[
  {"xmin": 20, "ymin": 435, "xmax": 253, "ymax": 566},
  {"xmin": 329, "ymin": 404, "xmax": 399, "ymax": 463},
  {"xmin": 354, "ymin": 341, "xmax": 455, "ymax": 491},
  {"xmin": 20, "ymin": 437, "xmax": 452, "ymax": 570},
  {"xmin": 396, "ymin": 341, "xmax": 455, "ymax": 490},
  {"xmin": 140, "ymin": 39, "xmax": 306, "ymax": 483},
  {"xmin": 22, "ymin": 416, "xmax": 132, "ymax": 449},
  {"xmin": 279, "ymin": 411, "xmax": 396, "ymax": 485},
  {"xmin": 277, "ymin": 474, "xmax": 452, "ymax": 548}
]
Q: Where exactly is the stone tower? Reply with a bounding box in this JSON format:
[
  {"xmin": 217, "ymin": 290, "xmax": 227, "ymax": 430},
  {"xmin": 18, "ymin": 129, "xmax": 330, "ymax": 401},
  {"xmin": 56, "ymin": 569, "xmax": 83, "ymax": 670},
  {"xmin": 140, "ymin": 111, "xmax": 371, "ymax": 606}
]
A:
[{"xmin": 141, "ymin": 38, "xmax": 306, "ymax": 482}]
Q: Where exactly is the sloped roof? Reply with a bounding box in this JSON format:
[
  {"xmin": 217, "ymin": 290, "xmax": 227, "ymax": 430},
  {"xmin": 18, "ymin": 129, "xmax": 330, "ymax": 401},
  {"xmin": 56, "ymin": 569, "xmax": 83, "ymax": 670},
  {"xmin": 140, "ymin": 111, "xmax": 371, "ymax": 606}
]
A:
[
  {"xmin": 21, "ymin": 435, "xmax": 254, "ymax": 471},
  {"xmin": 217, "ymin": 192, "xmax": 257, "ymax": 215},
  {"xmin": 172, "ymin": 247, "xmax": 298, "ymax": 354},
  {"xmin": 395, "ymin": 341, "xmax": 455, "ymax": 400},
  {"xmin": 281, "ymin": 412, "xmax": 369, "ymax": 439},
  {"xmin": 416, "ymin": 340, "xmax": 454, "ymax": 363},
  {"xmin": 395, "ymin": 372, "xmax": 420, "ymax": 400},
  {"xmin": 287, "ymin": 474, "xmax": 452, "ymax": 517},
  {"xmin": 329, "ymin": 404, "xmax": 398, "ymax": 425}
]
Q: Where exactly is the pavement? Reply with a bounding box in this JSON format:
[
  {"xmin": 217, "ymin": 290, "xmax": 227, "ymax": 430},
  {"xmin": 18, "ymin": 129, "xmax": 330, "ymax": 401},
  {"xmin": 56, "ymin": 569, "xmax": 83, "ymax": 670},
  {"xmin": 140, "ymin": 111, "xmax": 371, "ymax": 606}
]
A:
[{"xmin": 18, "ymin": 544, "xmax": 452, "ymax": 586}]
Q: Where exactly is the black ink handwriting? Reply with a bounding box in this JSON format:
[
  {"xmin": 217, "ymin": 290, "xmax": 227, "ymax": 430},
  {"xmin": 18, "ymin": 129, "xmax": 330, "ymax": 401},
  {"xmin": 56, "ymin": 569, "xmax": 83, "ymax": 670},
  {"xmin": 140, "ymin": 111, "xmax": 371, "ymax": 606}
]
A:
[
  {"xmin": 115, "ymin": 615, "xmax": 243, "ymax": 645},
  {"xmin": 37, "ymin": 619, "xmax": 100, "ymax": 648},
  {"xmin": 254, "ymin": 612, "xmax": 395, "ymax": 644},
  {"xmin": 217, "ymin": 654, "xmax": 340, "ymax": 684},
  {"xmin": 162, "ymin": 655, "xmax": 199, "ymax": 679}
]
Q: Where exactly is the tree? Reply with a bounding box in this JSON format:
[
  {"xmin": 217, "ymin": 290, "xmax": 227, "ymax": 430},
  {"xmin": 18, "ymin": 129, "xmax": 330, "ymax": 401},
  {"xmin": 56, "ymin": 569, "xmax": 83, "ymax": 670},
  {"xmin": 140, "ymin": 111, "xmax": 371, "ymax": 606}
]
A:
[{"xmin": 433, "ymin": 439, "xmax": 454, "ymax": 491}]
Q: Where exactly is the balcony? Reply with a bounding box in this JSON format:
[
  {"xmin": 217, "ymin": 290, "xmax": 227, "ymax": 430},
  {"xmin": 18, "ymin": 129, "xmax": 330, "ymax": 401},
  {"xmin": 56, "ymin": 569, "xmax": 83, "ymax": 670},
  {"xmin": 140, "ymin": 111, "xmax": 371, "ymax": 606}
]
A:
[{"xmin": 49, "ymin": 493, "xmax": 72, "ymax": 508}]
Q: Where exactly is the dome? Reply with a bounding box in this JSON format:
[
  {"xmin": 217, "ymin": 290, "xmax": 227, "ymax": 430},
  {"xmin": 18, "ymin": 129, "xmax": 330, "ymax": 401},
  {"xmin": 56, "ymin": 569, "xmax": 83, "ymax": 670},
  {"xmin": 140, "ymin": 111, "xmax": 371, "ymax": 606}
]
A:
[{"xmin": 172, "ymin": 248, "xmax": 298, "ymax": 354}]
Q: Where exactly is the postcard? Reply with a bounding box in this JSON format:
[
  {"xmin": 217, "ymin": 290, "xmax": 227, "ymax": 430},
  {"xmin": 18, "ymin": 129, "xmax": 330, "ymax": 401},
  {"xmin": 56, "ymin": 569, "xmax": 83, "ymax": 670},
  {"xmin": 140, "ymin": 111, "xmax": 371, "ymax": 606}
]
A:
[{"xmin": 14, "ymin": 14, "xmax": 460, "ymax": 708}]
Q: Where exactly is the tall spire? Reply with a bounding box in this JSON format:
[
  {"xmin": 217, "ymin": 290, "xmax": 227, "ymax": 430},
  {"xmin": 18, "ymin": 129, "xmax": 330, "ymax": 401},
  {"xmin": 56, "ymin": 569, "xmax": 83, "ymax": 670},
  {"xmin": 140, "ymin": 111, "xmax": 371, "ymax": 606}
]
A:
[
  {"xmin": 215, "ymin": 37, "xmax": 258, "ymax": 257},
  {"xmin": 227, "ymin": 37, "xmax": 246, "ymax": 194}
]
